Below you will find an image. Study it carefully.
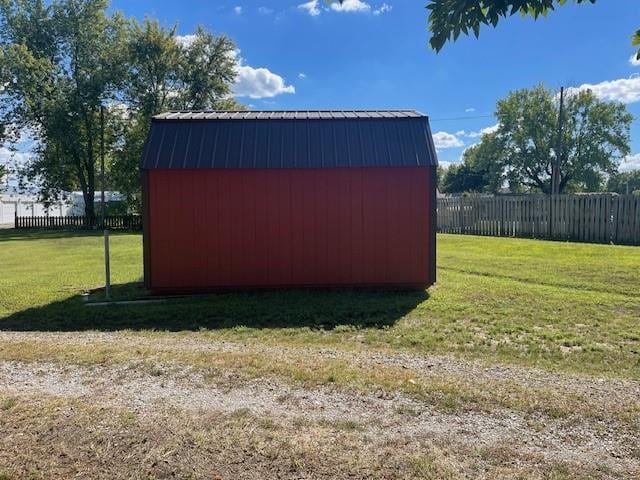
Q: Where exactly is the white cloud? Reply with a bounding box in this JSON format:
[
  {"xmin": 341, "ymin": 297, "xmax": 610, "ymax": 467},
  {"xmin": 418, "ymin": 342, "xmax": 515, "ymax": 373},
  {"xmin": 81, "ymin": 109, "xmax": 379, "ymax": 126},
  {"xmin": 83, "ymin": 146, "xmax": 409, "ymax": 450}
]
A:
[
  {"xmin": 458, "ymin": 124, "xmax": 499, "ymax": 138},
  {"xmin": 234, "ymin": 62, "xmax": 295, "ymax": 99},
  {"xmin": 480, "ymin": 123, "xmax": 499, "ymax": 135},
  {"xmin": 567, "ymin": 76, "xmax": 640, "ymax": 104},
  {"xmin": 234, "ymin": 6, "xmax": 243, "ymax": 14},
  {"xmin": 298, "ymin": 72, "xmax": 307, "ymax": 79},
  {"xmin": 433, "ymin": 131, "xmax": 464, "ymax": 149},
  {"xmin": 438, "ymin": 160, "xmax": 455, "ymax": 170},
  {"xmin": 175, "ymin": 34, "xmax": 196, "ymax": 49},
  {"xmin": 299, "ymin": 0, "xmax": 383, "ymax": 16},
  {"xmin": 620, "ymin": 154, "xmax": 640, "ymax": 172},
  {"xmin": 298, "ymin": 0, "xmax": 321, "ymax": 16},
  {"xmin": 373, "ymin": 3, "xmax": 392, "ymax": 15},
  {"xmin": 629, "ymin": 54, "xmax": 640, "ymax": 67},
  {"xmin": 257, "ymin": 6, "xmax": 274, "ymax": 14},
  {"xmin": 465, "ymin": 107, "xmax": 476, "ymax": 113},
  {"xmin": 330, "ymin": 0, "xmax": 371, "ymax": 12}
]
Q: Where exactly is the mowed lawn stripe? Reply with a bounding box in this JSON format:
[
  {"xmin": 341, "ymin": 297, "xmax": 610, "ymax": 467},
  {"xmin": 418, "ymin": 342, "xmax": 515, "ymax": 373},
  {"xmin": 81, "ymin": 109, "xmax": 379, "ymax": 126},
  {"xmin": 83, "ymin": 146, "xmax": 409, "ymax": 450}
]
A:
[
  {"xmin": 0, "ymin": 230, "xmax": 638, "ymax": 379},
  {"xmin": 438, "ymin": 234, "xmax": 640, "ymax": 297}
]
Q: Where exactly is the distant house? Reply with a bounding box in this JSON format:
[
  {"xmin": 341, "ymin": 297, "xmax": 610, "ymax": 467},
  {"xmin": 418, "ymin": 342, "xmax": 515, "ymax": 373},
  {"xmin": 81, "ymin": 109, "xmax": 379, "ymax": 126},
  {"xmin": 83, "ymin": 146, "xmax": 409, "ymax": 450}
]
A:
[{"xmin": 141, "ymin": 110, "xmax": 439, "ymax": 291}]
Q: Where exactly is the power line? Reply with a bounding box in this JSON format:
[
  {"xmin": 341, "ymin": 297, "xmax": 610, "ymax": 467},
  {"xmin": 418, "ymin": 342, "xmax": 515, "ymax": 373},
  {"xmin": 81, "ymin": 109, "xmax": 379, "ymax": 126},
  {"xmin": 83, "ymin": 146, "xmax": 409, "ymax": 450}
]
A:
[{"xmin": 429, "ymin": 114, "xmax": 494, "ymax": 122}]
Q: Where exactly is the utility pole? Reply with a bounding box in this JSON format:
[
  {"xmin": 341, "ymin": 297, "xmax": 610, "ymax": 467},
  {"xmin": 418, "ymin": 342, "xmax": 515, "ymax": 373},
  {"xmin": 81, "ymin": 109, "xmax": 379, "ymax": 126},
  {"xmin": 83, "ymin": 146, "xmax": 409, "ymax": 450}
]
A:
[{"xmin": 552, "ymin": 86, "xmax": 565, "ymax": 196}]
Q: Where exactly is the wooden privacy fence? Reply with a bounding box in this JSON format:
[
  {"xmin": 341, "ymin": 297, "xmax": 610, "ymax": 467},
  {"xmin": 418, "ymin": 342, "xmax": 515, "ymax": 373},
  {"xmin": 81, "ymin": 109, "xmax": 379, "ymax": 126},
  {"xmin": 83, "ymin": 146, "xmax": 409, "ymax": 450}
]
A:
[
  {"xmin": 437, "ymin": 194, "xmax": 640, "ymax": 245},
  {"xmin": 15, "ymin": 214, "xmax": 142, "ymax": 231}
]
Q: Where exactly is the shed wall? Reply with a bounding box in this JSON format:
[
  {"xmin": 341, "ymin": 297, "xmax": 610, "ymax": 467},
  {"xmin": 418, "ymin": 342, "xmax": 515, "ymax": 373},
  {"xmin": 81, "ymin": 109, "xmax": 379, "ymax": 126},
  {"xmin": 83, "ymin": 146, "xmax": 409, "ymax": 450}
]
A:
[{"xmin": 145, "ymin": 166, "xmax": 435, "ymax": 290}]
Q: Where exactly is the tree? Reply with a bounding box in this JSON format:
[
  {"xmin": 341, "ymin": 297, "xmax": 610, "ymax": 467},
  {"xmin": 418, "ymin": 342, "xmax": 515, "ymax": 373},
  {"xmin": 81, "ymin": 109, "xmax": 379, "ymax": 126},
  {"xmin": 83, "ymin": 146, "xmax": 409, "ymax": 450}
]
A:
[
  {"xmin": 110, "ymin": 20, "xmax": 242, "ymax": 209},
  {"xmin": 425, "ymin": 1, "xmax": 639, "ymax": 59},
  {"xmin": 0, "ymin": 0, "xmax": 128, "ymax": 218},
  {"xmin": 176, "ymin": 26, "xmax": 239, "ymax": 111},
  {"xmin": 607, "ymin": 170, "xmax": 640, "ymax": 195},
  {"xmin": 439, "ymin": 135, "xmax": 505, "ymax": 194},
  {"xmin": 332, "ymin": 1, "xmax": 639, "ymax": 58},
  {"xmin": 478, "ymin": 84, "xmax": 632, "ymax": 194},
  {"xmin": 461, "ymin": 134, "xmax": 506, "ymax": 192},
  {"xmin": 440, "ymin": 162, "xmax": 487, "ymax": 194},
  {"xmin": 0, "ymin": 2, "xmax": 242, "ymax": 215}
]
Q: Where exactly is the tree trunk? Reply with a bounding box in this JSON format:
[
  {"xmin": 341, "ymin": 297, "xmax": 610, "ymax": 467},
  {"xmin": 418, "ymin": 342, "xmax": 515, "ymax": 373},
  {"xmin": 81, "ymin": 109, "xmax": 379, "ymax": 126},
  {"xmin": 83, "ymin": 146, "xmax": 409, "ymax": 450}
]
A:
[{"xmin": 84, "ymin": 189, "xmax": 95, "ymax": 227}]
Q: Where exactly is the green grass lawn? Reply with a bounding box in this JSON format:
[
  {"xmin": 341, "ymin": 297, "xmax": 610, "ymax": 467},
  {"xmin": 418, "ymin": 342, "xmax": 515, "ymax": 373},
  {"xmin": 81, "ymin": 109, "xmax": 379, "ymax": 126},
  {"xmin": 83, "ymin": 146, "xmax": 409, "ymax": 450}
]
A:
[{"xmin": 1, "ymin": 229, "xmax": 639, "ymax": 379}]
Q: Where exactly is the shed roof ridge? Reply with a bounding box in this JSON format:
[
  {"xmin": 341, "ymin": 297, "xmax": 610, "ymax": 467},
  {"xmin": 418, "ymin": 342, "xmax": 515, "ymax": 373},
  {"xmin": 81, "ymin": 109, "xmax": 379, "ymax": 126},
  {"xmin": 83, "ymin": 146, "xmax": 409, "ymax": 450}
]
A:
[{"xmin": 152, "ymin": 109, "xmax": 427, "ymax": 121}]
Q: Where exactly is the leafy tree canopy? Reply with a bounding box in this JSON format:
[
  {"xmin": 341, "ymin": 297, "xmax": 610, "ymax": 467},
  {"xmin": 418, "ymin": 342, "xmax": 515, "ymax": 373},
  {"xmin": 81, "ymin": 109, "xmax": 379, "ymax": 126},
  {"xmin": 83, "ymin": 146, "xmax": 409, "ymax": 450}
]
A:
[
  {"xmin": 440, "ymin": 137, "xmax": 505, "ymax": 194},
  {"xmin": 440, "ymin": 162, "xmax": 487, "ymax": 194},
  {"xmin": 467, "ymin": 84, "xmax": 632, "ymax": 194},
  {"xmin": 0, "ymin": 0, "xmax": 242, "ymax": 215},
  {"xmin": 607, "ymin": 170, "xmax": 640, "ymax": 195},
  {"xmin": 335, "ymin": 1, "xmax": 639, "ymax": 58},
  {"xmin": 0, "ymin": 0, "xmax": 129, "ymax": 215},
  {"xmin": 112, "ymin": 20, "xmax": 242, "ymax": 209},
  {"xmin": 440, "ymin": 85, "xmax": 633, "ymax": 195}
]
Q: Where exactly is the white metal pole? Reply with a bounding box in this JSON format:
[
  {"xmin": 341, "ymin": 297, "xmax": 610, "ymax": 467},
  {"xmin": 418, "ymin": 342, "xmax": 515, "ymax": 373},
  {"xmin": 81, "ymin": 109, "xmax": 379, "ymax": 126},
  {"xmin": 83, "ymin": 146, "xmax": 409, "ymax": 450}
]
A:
[{"xmin": 104, "ymin": 229, "xmax": 111, "ymax": 300}]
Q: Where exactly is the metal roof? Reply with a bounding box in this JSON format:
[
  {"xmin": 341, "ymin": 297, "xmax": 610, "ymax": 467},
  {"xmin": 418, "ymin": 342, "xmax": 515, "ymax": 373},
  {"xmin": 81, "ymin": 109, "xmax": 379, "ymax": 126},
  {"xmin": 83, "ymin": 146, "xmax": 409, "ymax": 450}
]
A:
[
  {"xmin": 141, "ymin": 110, "xmax": 438, "ymax": 169},
  {"xmin": 152, "ymin": 110, "xmax": 425, "ymax": 120}
]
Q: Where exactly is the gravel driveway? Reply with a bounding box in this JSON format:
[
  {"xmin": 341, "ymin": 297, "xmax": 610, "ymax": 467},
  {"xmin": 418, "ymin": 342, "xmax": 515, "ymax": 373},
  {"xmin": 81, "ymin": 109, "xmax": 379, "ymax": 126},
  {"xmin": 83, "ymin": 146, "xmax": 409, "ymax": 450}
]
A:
[{"xmin": 1, "ymin": 331, "xmax": 638, "ymax": 479}]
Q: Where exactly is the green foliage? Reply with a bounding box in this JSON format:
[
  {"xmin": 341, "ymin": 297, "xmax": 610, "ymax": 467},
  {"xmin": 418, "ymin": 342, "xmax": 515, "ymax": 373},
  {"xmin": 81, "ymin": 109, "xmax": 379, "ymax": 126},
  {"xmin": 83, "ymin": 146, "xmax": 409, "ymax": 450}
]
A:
[
  {"xmin": 440, "ymin": 135, "xmax": 506, "ymax": 194},
  {"xmin": 0, "ymin": 0, "xmax": 128, "ymax": 215},
  {"xmin": 479, "ymin": 84, "xmax": 631, "ymax": 194},
  {"xmin": 441, "ymin": 84, "xmax": 632, "ymax": 195},
  {"xmin": 177, "ymin": 26, "xmax": 238, "ymax": 110},
  {"xmin": 423, "ymin": 0, "xmax": 640, "ymax": 58},
  {"xmin": 111, "ymin": 21, "xmax": 242, "ymax": 210},
  {"xmin": 436, "ymin": 165, "xmax": 446, "ymax": 190},
  {"xmin": 440, "ymin": 162, "xmax": 487, "ymax": 194},
  {"xmin": 124, "ymin": 21, "xmax": 239, "ymax": 117},
  {"xmin": 0, "ymin": 2, "xmax": 242, "ymax": 214},
  {"xmin": 633, "ymin": 29, "xmax": 640, "ymax": 61},
  {"xmin": 607, "ymin": 170, "xmax": 640, "ymax": 195}
]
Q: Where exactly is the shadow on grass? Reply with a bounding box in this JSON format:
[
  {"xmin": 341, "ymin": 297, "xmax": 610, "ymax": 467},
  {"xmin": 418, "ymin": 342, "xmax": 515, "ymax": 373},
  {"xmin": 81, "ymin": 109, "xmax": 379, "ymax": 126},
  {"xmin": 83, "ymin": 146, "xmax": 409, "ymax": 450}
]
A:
[
  {"xmin": 1, "ymin": 282, "xmax": 429, "ymax": 332},
  {"xmin": 0, "ymin": 229, "xmax": 140, "ymax": 242}
]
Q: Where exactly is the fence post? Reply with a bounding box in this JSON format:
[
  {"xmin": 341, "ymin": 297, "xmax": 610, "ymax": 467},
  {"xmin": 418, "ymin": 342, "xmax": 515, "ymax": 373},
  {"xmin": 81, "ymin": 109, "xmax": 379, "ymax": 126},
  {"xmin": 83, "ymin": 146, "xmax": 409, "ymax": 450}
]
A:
[
  {"xmin": 499, "ymin": 197, "xmax": 504, "ymax": 236},
  {"xmin": 547, "ymin": 195, "xmax": 553, "ymax": 239}
]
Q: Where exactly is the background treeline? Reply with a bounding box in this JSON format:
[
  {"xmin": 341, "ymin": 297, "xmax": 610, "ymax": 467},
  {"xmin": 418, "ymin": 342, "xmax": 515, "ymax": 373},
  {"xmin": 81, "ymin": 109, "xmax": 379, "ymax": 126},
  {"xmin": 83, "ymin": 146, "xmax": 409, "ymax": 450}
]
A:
[
  {"xmin": 0, "ymin": 0, "xmax": 243, "ymax": 216},
  {"xmin": 438, "ymin": 84, "xmax": 636, "ymax": 196}
]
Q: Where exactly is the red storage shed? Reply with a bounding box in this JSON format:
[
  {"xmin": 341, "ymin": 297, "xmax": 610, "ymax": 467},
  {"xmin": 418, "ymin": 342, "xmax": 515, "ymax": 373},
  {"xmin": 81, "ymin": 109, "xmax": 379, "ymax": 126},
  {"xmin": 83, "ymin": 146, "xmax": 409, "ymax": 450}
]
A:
[{"xmin": 141, "ymin": 110, "xmax": 438, "ymax": 292}]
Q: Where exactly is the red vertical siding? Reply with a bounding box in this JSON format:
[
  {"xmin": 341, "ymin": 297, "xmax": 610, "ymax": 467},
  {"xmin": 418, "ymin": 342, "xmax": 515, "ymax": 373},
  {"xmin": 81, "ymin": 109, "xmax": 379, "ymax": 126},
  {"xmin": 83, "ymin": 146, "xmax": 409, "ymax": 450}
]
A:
[{"xmin": 146, "ymin": 167, "xmax": 435, "ymax": 290}]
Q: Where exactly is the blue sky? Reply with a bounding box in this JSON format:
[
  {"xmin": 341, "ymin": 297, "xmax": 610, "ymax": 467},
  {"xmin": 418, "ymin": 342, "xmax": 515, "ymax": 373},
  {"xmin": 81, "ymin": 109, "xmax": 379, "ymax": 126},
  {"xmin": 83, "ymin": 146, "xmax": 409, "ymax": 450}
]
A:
[
  {"xmin": 2, "ymin": 0, "xmax": 640, "ymax": 181},
  {"xmin": 109, "ymin": 0, "xmax": 640, "ymax": 170}
]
